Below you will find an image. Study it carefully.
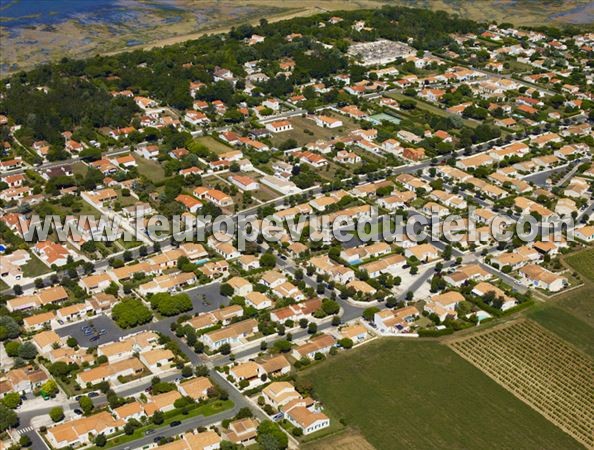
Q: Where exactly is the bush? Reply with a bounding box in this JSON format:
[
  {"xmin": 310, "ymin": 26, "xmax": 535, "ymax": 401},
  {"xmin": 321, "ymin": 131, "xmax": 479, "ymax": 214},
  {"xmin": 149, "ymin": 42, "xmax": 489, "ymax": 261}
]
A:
[{"xmin": 338, "ymin": 338, "xmax": 353, "ymax": 349}]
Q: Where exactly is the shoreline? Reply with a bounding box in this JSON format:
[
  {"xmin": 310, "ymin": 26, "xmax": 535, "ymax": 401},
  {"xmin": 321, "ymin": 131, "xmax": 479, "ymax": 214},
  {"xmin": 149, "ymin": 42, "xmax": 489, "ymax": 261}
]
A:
[{"xmin": 104, "ymin": 6, "xmax": 326, "ymax": 56}]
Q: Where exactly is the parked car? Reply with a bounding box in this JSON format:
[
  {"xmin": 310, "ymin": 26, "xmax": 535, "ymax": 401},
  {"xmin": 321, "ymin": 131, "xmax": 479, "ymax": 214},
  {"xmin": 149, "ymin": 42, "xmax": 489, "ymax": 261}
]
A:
[
  {"xmin": 73, "ymin": 409, "xmax": 83, "ymax": 415},
  {"xmin": 153, "ymin": 436, "xmax": 163, "ymax": 443},
  {"xmin": 88, "ymin": 392, "xmax": 99, "ymax": 398}
]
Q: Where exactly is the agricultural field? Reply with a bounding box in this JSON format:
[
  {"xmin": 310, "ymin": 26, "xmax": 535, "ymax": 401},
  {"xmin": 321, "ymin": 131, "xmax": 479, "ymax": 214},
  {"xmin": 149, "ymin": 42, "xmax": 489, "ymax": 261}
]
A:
[
  {"xmin": 527, "ymin": 305, "xmax": 594, "ymax": 358},
  {"xmin": 557, "ymin": 247, "xmax": 594, "ymax": 327},
  {"xmin": 450, "ymin": 320, "xmax": 594, "ymax": 449},
  {"xmin": 300, "ymin": 339, "xmax": 582, "ymax": 450},
  {"xmin": 302, "ymin": 430, "xmax": 374, "ymax": 450}
]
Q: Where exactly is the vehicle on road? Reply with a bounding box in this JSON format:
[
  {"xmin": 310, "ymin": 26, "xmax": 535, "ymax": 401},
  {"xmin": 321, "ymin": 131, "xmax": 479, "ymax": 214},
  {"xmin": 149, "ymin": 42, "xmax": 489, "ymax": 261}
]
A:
[
  {"xmin": 170, "ymin": 421, "xmax": 181, "ymax": 427},
  {"xmin": 144, "ymin": 429, "xmax": 155, "ymax": 436}
]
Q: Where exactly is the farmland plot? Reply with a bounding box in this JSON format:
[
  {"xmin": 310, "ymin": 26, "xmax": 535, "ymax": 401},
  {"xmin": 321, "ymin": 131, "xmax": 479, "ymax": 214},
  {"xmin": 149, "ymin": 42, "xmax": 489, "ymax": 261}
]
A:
[{"xmin": 449, "ymin": 320, "xmax": 594, "ymax": 449}]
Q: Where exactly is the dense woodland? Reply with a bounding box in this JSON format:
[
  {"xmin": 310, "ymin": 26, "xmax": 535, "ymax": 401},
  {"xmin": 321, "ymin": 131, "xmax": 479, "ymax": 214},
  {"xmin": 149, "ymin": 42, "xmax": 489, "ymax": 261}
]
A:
[{"xmin": 1, "ymin": 6, "xmax": 482, "ymax": 144}]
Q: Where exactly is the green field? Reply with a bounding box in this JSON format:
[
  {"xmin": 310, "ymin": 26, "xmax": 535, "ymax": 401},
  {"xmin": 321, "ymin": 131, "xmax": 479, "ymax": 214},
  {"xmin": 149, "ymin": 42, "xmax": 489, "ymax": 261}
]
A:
[
  {"xmin": 565, "ymin": 248, "xmax": 594, "ymax": 282},
  {"xmin": 133, "ymin": 154, "xmax": 166, "ymax": 183},
  {"xmin": 194, "ymin": 136, "xmax": 235, "ymax": 155},
  {"xmin": 558, "ymin": 248, "xmax": 594, "ymax": 327},
  {"xmin": 300, "ymin": 339, "xmax": 582, "ymax": 450},
  {"xmin": 527, "ymin": 307, "xmax": 594, "ymax": 358},
  {"xmin": 21, "ymin": 254, "xmax": 51, "ymax": 278}
]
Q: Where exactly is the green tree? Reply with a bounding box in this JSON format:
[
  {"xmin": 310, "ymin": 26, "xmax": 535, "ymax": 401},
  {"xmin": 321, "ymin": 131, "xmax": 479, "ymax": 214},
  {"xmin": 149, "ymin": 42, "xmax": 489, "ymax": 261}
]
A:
[
  {"xmin": 259, "ymin": 253, "xmax": 276, "ymax": 268},
  {"xmin": 0, "ymin": 316, "xmax": 20, "ymax": 340},
  {"xmin": 18, "ymin": 342, "xmax": 38, "ymax": 360},
  {"xmin": 152, "ymin": 410, "xmax": 164, "ymax": 425},
  {"xmin": 95, "ymin": 433, "xmax": 107, "ymax": 447},
  {"xmin": 2, "ymin": 392, "xmax": 22, "ymax": 409},
  {"xmin": 19, "ymin": 434, "xmax": 32, "ymax": 447},
  {"xmin": 112, "ymin": 299, "xmax": 153, "ymax": 328},
  {"xmin": 257, "ymin": 420, "xmax": 288, "ymax": 450},
  {"xmin": 338, "ymin": 338, "xmax": 353, "ymax": 349},
  {"xmin": 41, "ymin": 379, "xmax": 58, "ymax": 396},
  {"xmin": 0, "ymin": 404, "xmax": 18, "ymax": 431},
  {"xmin": 49, "ymin": 406, "xmax": 64, "ymax": 422},
  {"xmin": 4, "ymin": 341, "xmax": 20, "ymax": 357},
  {"xmin": 78, "ymin": 396, "xmax": 94, "ymax": 415},
  {"xmin": 362, "ymin": 307, "xmax": 379, "ymax": 322}
]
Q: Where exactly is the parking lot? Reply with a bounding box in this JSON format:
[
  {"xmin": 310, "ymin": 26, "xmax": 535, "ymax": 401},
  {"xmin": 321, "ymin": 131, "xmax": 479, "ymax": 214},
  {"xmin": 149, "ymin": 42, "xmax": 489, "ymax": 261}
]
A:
[
  {"xmin": 185, "ymin": 282, "xmax": 229, "ymax": 314},
  {"xmin": 56, "ymin": 314, "xmax": 128, "ymax": 346}
]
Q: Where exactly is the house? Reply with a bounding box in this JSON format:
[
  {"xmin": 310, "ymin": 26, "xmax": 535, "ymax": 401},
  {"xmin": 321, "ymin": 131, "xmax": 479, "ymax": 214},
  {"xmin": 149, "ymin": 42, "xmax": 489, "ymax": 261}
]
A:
[
  {"xmin": 260, "ymin": 270, "xmax": 287, "ymax": 289},
  {"xmin": 138, "ymin": 272, "xmax": 197, "ymax": 295},
  {"xmin": 292, "ymin": 334, "xmax": 336, "ymax": 360},
  {"xmin": 294, "ymin": 151, "xmax": 328, "ymax": 168},
  {"xmin": 286, "ymin": 407, "xmax": 330, "ymax": 435},
  {"xmin": 79, "ymin": 273, "xmax": 113, "ymax": 293},
  {"xmin": 519, "ymin": 264, "xmax": 567, "ymax": 292},
  {"xmin": 229, "ymin": 362, "xmax": 259, "ymax": 385},
  {"xmin": 425, "ymin": 291, "xmax": 464, "ymax": 321},
  {"xmin": 360, "ymin": 254, "xmax": 406, "ymax": 278},
  {"xmin": 472, "ymin": 282, "xmax": 516, "ymax": 310},
  {"xmin": 374, "ymin": 306, "xmax": 420, "ymax": 333},
  {"xmin": 229, "ymin": 174, "xmax": 259, "ymax": 191},
  {"xmin": 194, "ymin": 187, "xmax": 234, "ymax": 207},
  {"xmin": 46, "ymin": 411, "xmax": 124, "ymax": 449},
  {"xmin": 201, "ymin": 319, "xmax": 258, "ymax": 349},
  {"xmin": 266, "ymin": 120, "xmax": 292, "ymax": 133},
  {"xmin": 225, "ymin": 418, "xmax": 258, "ymax": 445},
  {"xmin": 178, "ymin": 376, "xmax": 213, "ymax": 400},
  {"xmin": 339, "ymin": 324, "xmax": 367, "ymax": 342},
  {"xmin": 260, "ymin": 354, "xmax": 291, "ymax": 378},
  {"xmin": 139, "ymin": 348, "xmax": 175, "ymax": 372},
  {"xmin": 443, "ymin": 264, "xmax": 490, "ymax": 287},
  {"xmin": 575, "ymin": 225, "xmax": 594, "ymax": 243},
  {"xmin": 23, "ymin": 311, "xmax": 56, "ymax": 332},
  {"xmin": 313, "ymin": 115, "xmax": 343, "ymax": 128},
  {"xmin": 144, "ymin": 390, "xmax": 181, "ymax": 416},
  {"xmin": 98, "ymin": 331, "xmax": 159, "ymax": 363},
  {"xmin": 4, "ymin": 365, "xmax": 48, "ymax": 394},
  {"xmin": 76, "ymin": 357, "xmax": 144, "ymax": 386},
  {"xmin": 56, "ymin": 302, "xmax": 92, "ymax": 323},
  {"xmin": 309, "ymin": 255, "xmax": 355, "ymax": 284},
  {"xmin": 262, "ymin": 382, "xmax": 302, "ymax": 409},
  {"xmin": 245, "ymin": 291, "xmax": 273, "ymax": 310},
  {"xmin": 33, "ymin": 241, "xmax": 71, "ymax": 266},
  {"xmin": 336, "ymin": 150, "xmax": 361, "ymax": 164},
  {"xmin": 175, "ymin": 194, "xmax": 202, "ymax": 214},
  {"xmin": 113, "ymin": 401, "xmax": 145, "ymax": 422},
  {"xmin": 227, "ymin": 276, "xmax": 253, "ymax": 297},
  {"xmin": 404, "ymin": 243, "xmax": 439, "ymax": 262},
  {"xmin": 403, "ymin": 147, "xmax": 426, "ymax": 161},
  {"xmin": 7, "ymin": 285, "xmax": 69, "ymax": 312}
]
